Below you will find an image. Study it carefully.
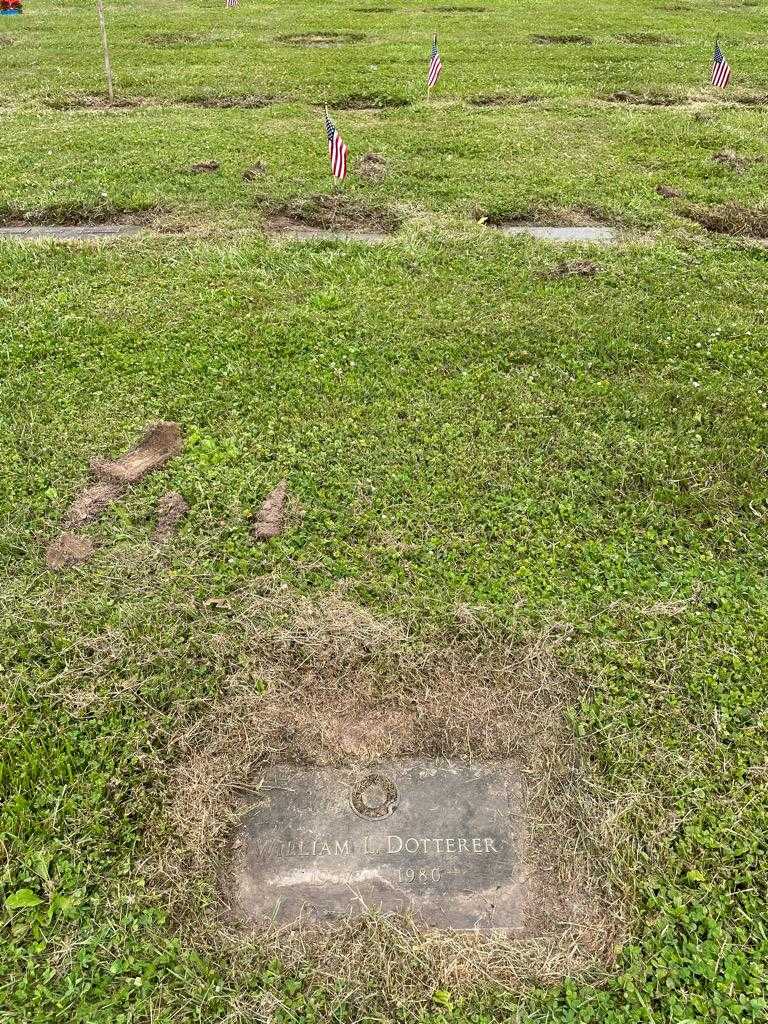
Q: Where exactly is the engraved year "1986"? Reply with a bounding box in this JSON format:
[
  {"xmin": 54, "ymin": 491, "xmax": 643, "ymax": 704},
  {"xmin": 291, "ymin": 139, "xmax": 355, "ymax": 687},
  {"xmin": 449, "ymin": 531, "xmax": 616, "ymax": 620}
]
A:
[{"xmin": 398, "ymin": 866, "xmax": 441, "ymax": 884}]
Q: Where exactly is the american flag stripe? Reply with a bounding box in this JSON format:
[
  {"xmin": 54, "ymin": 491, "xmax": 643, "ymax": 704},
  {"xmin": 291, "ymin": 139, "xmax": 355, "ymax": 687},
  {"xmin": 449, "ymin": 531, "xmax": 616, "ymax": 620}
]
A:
[
  {"xmin": 325, "ymin": 110, "xmax": 348, "ymax": 179},
  {"xmin": 428, "ymin": 34, "xmax": 443, "ymax": 89},
  {"xmin": 711, "ymin": 41, "xmax": 731, "ymax": 88}
]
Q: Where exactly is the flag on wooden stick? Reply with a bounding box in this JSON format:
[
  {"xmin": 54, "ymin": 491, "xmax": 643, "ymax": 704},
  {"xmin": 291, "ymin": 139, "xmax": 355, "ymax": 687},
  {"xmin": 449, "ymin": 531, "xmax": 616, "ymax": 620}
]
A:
[
  {"xmin": 325, "ymin": 108, "xmax": 348, "ymax": 180},
  {"xmin": 428, "ymin": 34, "xmax": 443, "ymax": 91},
  {"xmin": 711, "ymin": 40, "xmax": 731, "ymax": 88}
]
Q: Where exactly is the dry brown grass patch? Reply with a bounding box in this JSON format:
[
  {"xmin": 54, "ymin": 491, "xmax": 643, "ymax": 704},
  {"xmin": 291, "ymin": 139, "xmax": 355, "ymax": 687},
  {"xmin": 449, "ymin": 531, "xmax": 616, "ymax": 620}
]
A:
[
  {"xmin": 262, "ymin": 194, "xmax": 401, "ymax": 234},
  {"xmin": 531, "ymin": 34, "xmax": 592, "ymax": 45},
  {"xmin": 685, "ymin": 201, "xmax": 768, "ymax": 238},
  {"xmin": 149, "ymin": 585, "xmax": 624, "ymax": 1009}
]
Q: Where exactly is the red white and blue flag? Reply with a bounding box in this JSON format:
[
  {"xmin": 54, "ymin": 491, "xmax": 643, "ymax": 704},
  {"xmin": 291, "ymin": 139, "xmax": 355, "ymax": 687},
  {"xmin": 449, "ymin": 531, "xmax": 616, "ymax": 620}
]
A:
[
  {"xmin": 711, "ymin": 40, "xmax": 731, "ymax": 88},
  {"xmin": 325, "ymin": 108, "xmax": 348, "ymax": 179},
  {"xmin": 428, "ymin": 34, "xmax": 443, "ymax": 90}
]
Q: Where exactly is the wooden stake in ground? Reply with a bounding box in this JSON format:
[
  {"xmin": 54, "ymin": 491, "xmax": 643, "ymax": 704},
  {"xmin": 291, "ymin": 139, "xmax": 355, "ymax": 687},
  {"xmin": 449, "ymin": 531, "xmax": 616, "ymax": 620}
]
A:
[{"xmin": 97, "ymin": 0, "xmax": 114, "ymax": 103}]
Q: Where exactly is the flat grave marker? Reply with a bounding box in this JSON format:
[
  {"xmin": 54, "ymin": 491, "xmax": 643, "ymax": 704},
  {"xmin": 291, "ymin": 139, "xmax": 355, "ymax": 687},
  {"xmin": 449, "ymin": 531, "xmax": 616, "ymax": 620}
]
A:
[{"xmin": 228, "ymin": 760, "xmax": 528, "ymax": 930}]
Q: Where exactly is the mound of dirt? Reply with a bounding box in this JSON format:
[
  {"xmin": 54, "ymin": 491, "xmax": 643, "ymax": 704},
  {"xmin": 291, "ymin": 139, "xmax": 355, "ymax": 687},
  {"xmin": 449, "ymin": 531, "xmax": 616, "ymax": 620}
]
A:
[
  {"xmin": 89, "ymin": 421, "xmax": 182, "ymax": 485},
  {"xmin": 152, "ymin": 491, "xmax": 188, "ymax": 544},
  {"xmin": 262, "ymin": 194, "xmax": 401, "ymax": 235},
  {"xmin": 0, "ymin": 204, "xmax": 159, "ymax": 228},
  {"xmin": 657, "ymin": 184, "xmax": 683, "ymax": 198},
  {"xmin": 531, "ymin": 33, "xmax": 592, "ymax": 45},
  {"xmin": 277, "ymin": 31, "xmax": 365, "ymax": 46},
  {"xmin": 478, "ymin": 206, "xmax": 611, "ymax": 229},
  {"xmin": 0, "ymin": 34, "xmax": 14, "ymax": 45},
  {"xmin": 469, "ymin": 94, "xmax": 540, "ymax": 107},
  {"xmin": 356, "ymin": 152, "xmax": 388, "ymax": 181},
  {"xmin": 685, "ymin": 202, "xmax": 768, "ymax": 238},
  {"xmin": 251, "ymin": 480, "xmax": 287, "ymax": 542}
]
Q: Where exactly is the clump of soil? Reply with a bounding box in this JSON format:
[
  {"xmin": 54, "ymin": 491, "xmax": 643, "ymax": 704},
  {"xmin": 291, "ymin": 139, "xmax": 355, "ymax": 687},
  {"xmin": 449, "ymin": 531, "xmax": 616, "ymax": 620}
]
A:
[
  {"xmin": 657, "ymin": 184, "xmax": 683, "ymax": 198},
  {"xmin": 469, "ymin": 93, "xmax": 540, "ymax": 107},
  {"xmin": 542, "ymin": 258, "xmax": 599, "ymax": 279},
  {"xmin": 242, "ymin": 162, "xmax": 267, "ymax": 181},
  {"xmin": 188, "ymin": 160, "xmax": 220, "ymax": 174},
  {"xmin": 262, "ymin": 194, "xmax": 401, "ymax": 234},
  {"xmin": 43, "ymin": 94, "xmax": 145, "ymax": 111},
  {"xmin": 152, "ymin": 491, "xmax": 188, "ymax": 544},
  {"xmin": 356, "ymin": 152, "xmax": 388, "ymax": 181},
  {"xmin": 45, "ymin": 532, "xmax": 94, "ymax": 570},
  {"xmin": 46, "ymin": 422, "xmax": 183, "ymax": 569},
  {"xmin": 277, "ymin": 31, "xmax": 365, "ymax": 46},
  {"xmin": 251, "ymin": 480, "xmax": 288, "ymax": 542},
  {"xmin": 0, "ymin": 34, "xmax": 14, "ymax": 46},
  {"xmin": 685, "ymin": 202, "xmax": 768, "ymax": 238},
  {"xmin": 605, "ymin": 91, "xmax": 686, "ymax": 106},
  {"xmin": 331, "ymin": 94, "xmax": 410, "ymax": 110},
  {"xmin": 154, "ymin": 585, "xmax": 623, "ymax": 1000},
  {"xmin": 531, "ymin": 34, "xmax": 593, "ymax": 45},
  {"xmin": 180, "ymin": 94, "xmax": 273, "ymax": 109},
  {"xmin": 143, "ymin": 32, "xmax": 200, "ymax": 46},
  {"xmin": 711, "ymin": 149, "xmax": 765, "ymax": 173},
  {"xmin": 89, "ymin": 421, "xmax": 182, "ymax": 484},
  {"xmin": 617, "ymin": 32, "xmax": 672, "ymax": 44}
]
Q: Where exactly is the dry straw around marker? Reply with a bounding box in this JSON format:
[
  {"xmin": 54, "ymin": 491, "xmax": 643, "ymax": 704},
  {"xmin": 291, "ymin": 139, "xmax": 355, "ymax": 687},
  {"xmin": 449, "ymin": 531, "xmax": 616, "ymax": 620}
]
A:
[{"xmin": 146, "ymin": 581, "xmax": 627, "ymax": 1015}]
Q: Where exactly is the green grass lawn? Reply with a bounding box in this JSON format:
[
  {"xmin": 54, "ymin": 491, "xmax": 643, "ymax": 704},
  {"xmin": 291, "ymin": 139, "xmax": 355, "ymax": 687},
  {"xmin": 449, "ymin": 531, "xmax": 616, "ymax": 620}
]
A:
[{"xmin": 2, "ymin": 2, "xmax": 768, "ymax": 1022}]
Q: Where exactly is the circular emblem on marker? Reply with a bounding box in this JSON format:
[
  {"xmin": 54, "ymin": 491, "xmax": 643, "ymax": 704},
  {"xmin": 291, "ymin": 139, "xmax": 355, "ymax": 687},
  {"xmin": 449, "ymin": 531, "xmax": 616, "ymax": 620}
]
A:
[{"xmin": 350, "ymin": 773, "xmax": 398, "ymax": 819}]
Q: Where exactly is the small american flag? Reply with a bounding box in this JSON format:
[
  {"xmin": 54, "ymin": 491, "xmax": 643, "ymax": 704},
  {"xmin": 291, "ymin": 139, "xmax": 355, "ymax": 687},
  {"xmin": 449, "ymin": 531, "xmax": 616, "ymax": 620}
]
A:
[
  {"xmin": 711, "ymin": 40, "xmax": 731, "ymax": 88},
  {"xmin": 325, "ymin": 108, "xmax": 348, "ymax": 180},
  {"xmin": 225, "ymin": 0, "xmax": 239, "ymax": 8},
  {"xmin": 428, "ymin": 34, "xmax": 443, "ymax": 90}
]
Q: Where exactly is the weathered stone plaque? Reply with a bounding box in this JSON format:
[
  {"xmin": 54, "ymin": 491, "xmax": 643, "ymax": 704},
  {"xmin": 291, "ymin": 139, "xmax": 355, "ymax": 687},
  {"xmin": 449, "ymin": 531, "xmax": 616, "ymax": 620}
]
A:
[{"xmin": 228, "ymin": 761, "xmax": 527, "ymax": 930}]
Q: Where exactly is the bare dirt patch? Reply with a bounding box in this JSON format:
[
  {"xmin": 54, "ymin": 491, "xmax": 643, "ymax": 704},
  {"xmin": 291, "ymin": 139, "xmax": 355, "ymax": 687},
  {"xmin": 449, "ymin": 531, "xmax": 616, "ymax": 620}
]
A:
[
  {"xmin": 542, "ymin": 258, "xmax": 600, "ymax": 279},
  {"xmin": 0, "ymin": 34, "xmax": 14, "ymax": 45},
  {"xmin": 657, "ymin": 184, "xmax": 683, "ymax": 199},
  {"xmin": 331, "ymin": 93, "xmax": 410, "ymax": 110},
  {"xmin": 262, "ymin": 194, "xmax": 401, "ymax": 239},
  {"xmin": 0, "ymin": 205, "xmax": 160, "ymax": 229},
  {"xmin": 43, "ymin": 94, "xmax": 146, "ymax": 111},
  {"xmin": 356, "ymin": 152, "xmax": 388, "ymax": 181},
  {"xmin": 616, "ymin": 32, "xmax": 672, "ymax": 44},
  {"xmin": 730, "ymin": 93, "xmax": 768, "ymax": 107},
  {"xmin": 470, "ymin": 93, "xmax": 540, "ymax": 107},
  {"xmin": 242, "ymin": 162, "xmax": 267, "ymax": 181},
  {"xmin": 180, "ymin": 94, "xmax": 274, "ymax": 109},
  {"xmin": 152, "ymin": 491, "xmax": 188, "ymax": 545},
  {"xmin": 432, "ymin": 5, "xmax": 488, "ymax": 10},
  {"xmin": 605, "ymin": 91, "xmax": 687, "ymax": 106},
  {"xmin": 188, "ymin": 160, "xmax": 220, "ymax": 174},
  {"xmin": 684, "ymin": 202, "xmax": 768, "ymax": 239},
  {"xmin": 251, "ymin": 480, "xmax": 287, "ymax": 542},
  {"xmin": 712, "ymin": 149, "xmax": 765, "ymax": 173},
  {"xmin": 45, "ymin": 532, "xmax": 95, "ymax": 570},
  {"xmin": 277, "ymin": 31, "xmax": 365, "ymax": 46},
  {"xmin": 531, "ymin": 34, "xmax": 592, "ymax": 45},
  {"xmin": 478, "ymin": 206, "xmax": 613, "ymax": 229},
  {"xmin": 351, "ymin": 5, "xmax": 394, "ymax": 10},
  {"xmin": 154, "ymin": 586, "xmax": 623, "ymax": 1003}
]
